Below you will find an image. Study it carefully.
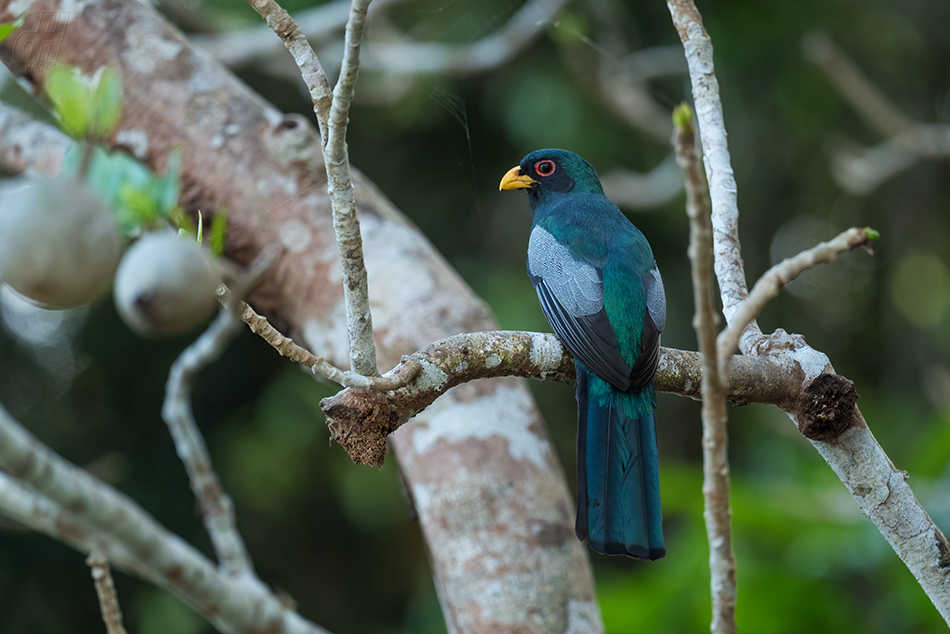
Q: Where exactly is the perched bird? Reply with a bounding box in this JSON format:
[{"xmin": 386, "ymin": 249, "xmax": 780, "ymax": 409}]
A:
[{"xmin": 500, "ymin": 149, "xmax": 666, "ymax": 560}]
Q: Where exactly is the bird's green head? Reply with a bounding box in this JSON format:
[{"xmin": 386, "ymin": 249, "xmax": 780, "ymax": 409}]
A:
[{"xmin": 499, "ymin": 149, "xmax": 604, "ymax": 209}]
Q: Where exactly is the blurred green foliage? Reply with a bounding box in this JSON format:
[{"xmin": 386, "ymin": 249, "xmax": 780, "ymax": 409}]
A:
[
  {"xmin": 2, "ymin": 0, "xmax": 950, "ymax": 632},
  {"xmin": 44, "ymin": 65, "xmax": 123, "ymax": 140},
  {"xmin": 0, "ymin": 14, "xmax": 23, "ymax": 44}
]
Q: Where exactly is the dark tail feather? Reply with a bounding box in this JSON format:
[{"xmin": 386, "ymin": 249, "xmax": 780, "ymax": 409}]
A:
[{"xmin": 575, "ymin": 367, "xmax": 665, "ymax": 560}]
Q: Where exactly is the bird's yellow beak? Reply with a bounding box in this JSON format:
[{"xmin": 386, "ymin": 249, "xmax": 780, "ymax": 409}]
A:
[{"xmin": 499, "ymin": 166, "xmax": 538, "ymax": 191}]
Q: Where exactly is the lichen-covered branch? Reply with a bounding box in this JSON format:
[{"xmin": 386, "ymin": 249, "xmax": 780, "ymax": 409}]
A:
[
  {"xmin": 324, "ymin": 0, "xmax": 378, "ymax": 376},
  {"xmin": 320, "ymin": 331, "xmax": 802, "ymax": 468},
  {"xmin": 667, "ymin": 0, "xmax": 750, "ymax": 331},
  {"xmin": 675, "ymin": 104, "xmax": 736, "ymax": 634},
  {"xmin": 246, "ymin": 0, "xmax": 333, "ymax": 142}
]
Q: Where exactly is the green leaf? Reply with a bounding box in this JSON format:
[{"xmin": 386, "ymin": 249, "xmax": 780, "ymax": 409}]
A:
[
  {"xmin": 209, "ymin": 209, "xmax": 228, "ymax": 257},
  {"xmin": 89, "ymin": 68, "xmax": 123, "ymax": 138},
  {"xmin": 44, "ymin": 65, "xmax": 124, "ymax": 140},
  {"xmin": 549, "ymin": 11, "xmax": 589, "ymax": 45},
  {"xmin": 152, "ymin": 149, "xmax": 182, "ymax": 214},
  {"xmin": 0, "ymin": 14, "xmax": 25, "ymax": 44},
  {"xmin": 62, "ymin": 145, "xmax": 183, "ymax": 235},
  {"xmin": 169, "ymin": 206, "xmax": 197, "ymax": 237},
  {"xmin": 673, "ymin": 102, "xmax": 694, "ymax": 131},
  {"xmin": 45, "ymin": 65, "xmax": 91, "ymax": 138},
  {"xmin": 117, "ymin": 182, "xmax": 161, "ymax": 228}
]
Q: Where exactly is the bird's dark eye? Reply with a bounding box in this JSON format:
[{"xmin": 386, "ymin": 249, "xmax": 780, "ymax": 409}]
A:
[{"xmin": 535, "ymin": 160, "xmax": 556, "ymax": 177}]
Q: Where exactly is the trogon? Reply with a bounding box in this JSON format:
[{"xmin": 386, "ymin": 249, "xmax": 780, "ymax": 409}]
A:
[{"xmin": 500, "ymin": 148, "xmax": 666, "ymax": 560}]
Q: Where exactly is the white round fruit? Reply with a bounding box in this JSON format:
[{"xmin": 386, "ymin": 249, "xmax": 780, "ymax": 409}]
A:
[
  {"xmin": 0, "ymin": 176, "xmax": 121, "ymax": 309},
  {"xmin": 114, "ymin": 230, "xmax": 219, "ymax": 337}
]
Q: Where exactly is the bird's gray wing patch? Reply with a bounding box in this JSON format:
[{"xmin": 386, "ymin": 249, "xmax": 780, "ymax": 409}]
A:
[
  {"xmin": 528, "ymin": 226, "xmax": 631, "ymax": 390},
  {"xmin": 528, "ymin": 226, "xmax": 602, "ymax": 316}
]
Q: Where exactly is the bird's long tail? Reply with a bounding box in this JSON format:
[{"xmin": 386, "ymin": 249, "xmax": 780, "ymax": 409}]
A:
[{"xmin": 575, "ymin": 366, "xmax": 665, "ymax": 560}]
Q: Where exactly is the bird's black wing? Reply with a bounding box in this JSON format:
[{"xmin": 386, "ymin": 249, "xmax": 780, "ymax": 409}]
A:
[{"xmin": 533, "ymin": 278, "xmax": 632, "ymax": 391}]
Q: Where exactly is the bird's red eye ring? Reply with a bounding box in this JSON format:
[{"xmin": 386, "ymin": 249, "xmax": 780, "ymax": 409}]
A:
[{"xmin": 535, "ymin": 160, "xmax": 556, "ymax": 177}]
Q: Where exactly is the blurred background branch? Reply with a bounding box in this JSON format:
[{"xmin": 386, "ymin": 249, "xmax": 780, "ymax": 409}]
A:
[{"xmin": 803, "ymin": 32, "xmax": 950, "ymax": 195}]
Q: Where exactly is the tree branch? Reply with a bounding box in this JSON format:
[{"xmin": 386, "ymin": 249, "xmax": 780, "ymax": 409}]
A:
[
  {"xmin": 0, "ymin": 404, "xmax": 332, "ymax": 634},
  {"xmin": 319, "ymin": 331, "xmax": 802, "ymax": 467},
  {"xmin": 162, "ymin": 298, "xmax": 254, "ymax": 576},
  {"xmin": 193, "ymin": 0, "xmax": 405, "ymax": 69},
  {"xmin": 227, "ymin": 296, "xmax": 422, "ymax": 390},
  {"xmin": 162, "ymin": 249, "xmax": 279, "ymax": 576},
  {"xmin": 802, "ymin": 32, "xmax": 950, "ymax": 194},
  {"xmin": 0, "ymin": 100, "xmax": 72, "ymax": 176},
  {"xmin": 717, "ymin": 226, "xmax": 878, "ymax": 371},
  {"xmin": 598, "ymin": 157, "xmax": 684, "ymax": 211},
  {"xmin": 802, "ymin": 32, "xmax": 915, "ymax": 139},
  {"xmin": 667, "ymin": 0, "xmax": 751, "ymax": 331},
  {"xmin": 247, "ymin": 0, "xmax": 379, "ymax": 376},
  {"xmin": 324, "ymin": 0, "xmax": 378, "ymax": 376},
  {"xmin": 87, "ymin": 553, "xmax": 128, "ymax": 634},
  {"xmin": 360, "ymin": 0, "xmax": 573, "ymax": 76},
  {"xmin": 668, "ymin": 0, "xmax": 950, "ymax": 625},
  {"xmin": 675, "ymin": 104, "xmax": 736, "ymax": 634}
]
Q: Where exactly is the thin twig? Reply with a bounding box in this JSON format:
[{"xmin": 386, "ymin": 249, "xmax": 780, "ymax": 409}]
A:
[
  {"xmin": 675, "ymin": 104, "xmax": 737, "ymax": 634},
  {"xmin": 324, "ymin": 0, "xmax": 378, "ymax": 376},
  {"xmin": 161, "ymin": 249, "xmax": 278, "ymax": 576},
  {"xmin": 195, "ymin": 0, "xmax": 406, "ymax": 69},
  {"xmin": 230, "ymin": 297, "xmax": 421, "ymax": 390},
  {"xmin": 716, "ymin": 227, "xmax": 878, "ymax": 371},
  {"xmin": 247, "ymin": 0, "xmax": 379, "ymax": 377},
  {"xmin": 162, "ymin": 305, "xmax": 253, "ymax": 575},
  {"xmin": 246, "ymin": 0, "xmax": 333, "ymax": 142},
  {"xmin": 87, "ymin": 553, "xmax": 128, "ymax": 634}
]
